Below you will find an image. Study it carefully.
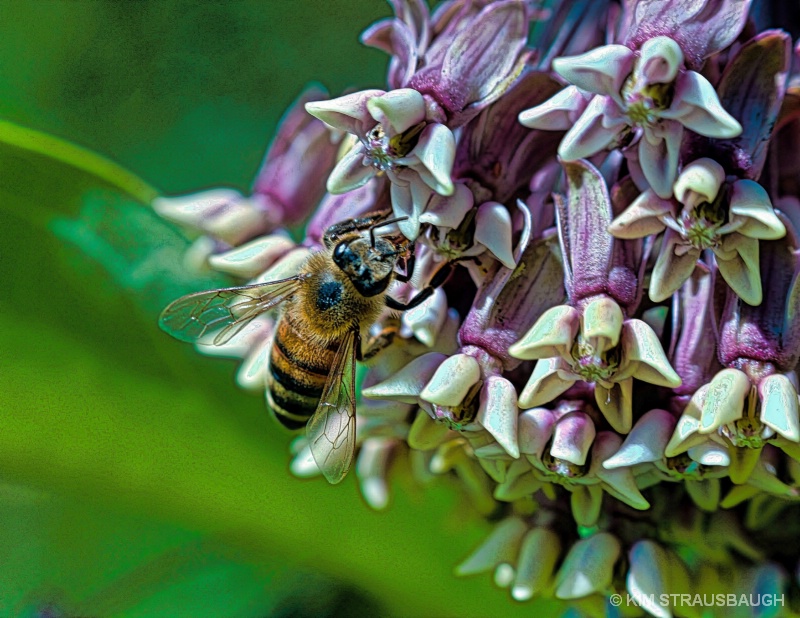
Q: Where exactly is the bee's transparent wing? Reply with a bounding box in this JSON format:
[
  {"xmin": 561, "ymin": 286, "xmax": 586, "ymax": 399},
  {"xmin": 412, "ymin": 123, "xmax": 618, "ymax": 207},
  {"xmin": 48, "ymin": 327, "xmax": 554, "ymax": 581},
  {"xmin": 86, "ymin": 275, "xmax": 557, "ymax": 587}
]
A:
[
  {"xmin": 306, "ymin": 329, "xmax": 357, "ymax": 484},
  {"xmin": 159, "ymin": 276, "xmax": 307, "ymax": 346}
]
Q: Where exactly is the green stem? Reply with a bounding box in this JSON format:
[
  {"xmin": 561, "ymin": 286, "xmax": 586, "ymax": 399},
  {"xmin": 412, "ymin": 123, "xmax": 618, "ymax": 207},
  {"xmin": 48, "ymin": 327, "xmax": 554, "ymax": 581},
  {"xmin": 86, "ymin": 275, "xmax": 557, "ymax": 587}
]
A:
[{"xmin": 0, "ymin": 119, "xmax": 159, "ymax": 204}]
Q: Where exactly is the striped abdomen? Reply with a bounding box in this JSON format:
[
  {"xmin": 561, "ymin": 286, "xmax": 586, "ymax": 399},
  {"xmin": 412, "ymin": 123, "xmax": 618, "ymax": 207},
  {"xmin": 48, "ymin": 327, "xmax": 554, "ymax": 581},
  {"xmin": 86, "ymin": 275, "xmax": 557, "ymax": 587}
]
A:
[{"xmin": 266, "ymin": 313, "xmax": 339, "ymax": 430}]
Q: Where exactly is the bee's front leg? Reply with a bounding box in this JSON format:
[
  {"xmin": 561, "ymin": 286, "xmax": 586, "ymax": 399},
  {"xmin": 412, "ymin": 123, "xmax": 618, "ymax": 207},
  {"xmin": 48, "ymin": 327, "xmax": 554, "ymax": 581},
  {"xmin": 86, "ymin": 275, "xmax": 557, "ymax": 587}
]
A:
[
  {"xmin": 357, "ymin": 319, "xmax": 400, "ymax": 361},
  {"xmin": 322, "ymin": 212, "xmax": 391, "ymax": 249},
  {"xmin": 386, "ymin": 256, "xmax": 476, "ymax": 311}
]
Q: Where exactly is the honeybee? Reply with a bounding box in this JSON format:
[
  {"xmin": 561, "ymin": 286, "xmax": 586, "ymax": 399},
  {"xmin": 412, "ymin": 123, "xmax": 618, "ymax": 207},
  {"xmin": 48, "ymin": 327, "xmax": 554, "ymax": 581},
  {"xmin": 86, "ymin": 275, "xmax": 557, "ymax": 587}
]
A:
[{"xmin": 160, "ymin": 212, "xmax": 452, "ymax": 484}]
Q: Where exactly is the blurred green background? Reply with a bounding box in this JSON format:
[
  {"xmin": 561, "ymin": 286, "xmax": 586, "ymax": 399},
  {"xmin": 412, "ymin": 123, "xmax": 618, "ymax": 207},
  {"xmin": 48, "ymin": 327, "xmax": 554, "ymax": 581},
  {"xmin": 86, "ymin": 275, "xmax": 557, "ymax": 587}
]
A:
[{"xmin": 0, "ymin": 1, "xmax": 571, "ymax": 616}]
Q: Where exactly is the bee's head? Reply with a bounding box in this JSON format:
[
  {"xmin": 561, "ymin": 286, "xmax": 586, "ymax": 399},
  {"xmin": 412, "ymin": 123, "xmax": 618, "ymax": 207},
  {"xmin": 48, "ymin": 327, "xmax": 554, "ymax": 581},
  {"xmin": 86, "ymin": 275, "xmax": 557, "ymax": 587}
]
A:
[{"xmin": 333, "ymin": 233, "xmax": 405, "ymax": 297}]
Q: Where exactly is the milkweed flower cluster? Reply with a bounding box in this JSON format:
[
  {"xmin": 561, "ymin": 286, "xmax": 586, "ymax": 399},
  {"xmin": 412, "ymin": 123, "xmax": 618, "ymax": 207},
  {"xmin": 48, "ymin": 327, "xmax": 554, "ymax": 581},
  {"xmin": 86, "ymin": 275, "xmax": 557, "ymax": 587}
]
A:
[{"xmin": 153, "ymin": 0, "xmax": 800, "ymax": 615}]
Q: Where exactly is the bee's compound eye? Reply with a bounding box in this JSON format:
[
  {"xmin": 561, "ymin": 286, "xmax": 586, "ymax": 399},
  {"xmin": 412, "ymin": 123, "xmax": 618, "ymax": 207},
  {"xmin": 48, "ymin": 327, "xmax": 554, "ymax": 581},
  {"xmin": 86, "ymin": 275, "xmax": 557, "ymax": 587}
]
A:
[{"xmin": 333, "ymin": 241, "xmax": 357, "ymax": 271}]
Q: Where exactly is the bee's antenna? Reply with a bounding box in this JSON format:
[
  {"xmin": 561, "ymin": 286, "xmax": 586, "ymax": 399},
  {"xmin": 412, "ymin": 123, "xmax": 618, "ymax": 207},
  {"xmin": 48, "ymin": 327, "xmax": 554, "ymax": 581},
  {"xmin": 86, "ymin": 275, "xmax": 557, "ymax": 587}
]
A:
[{"xmin": 369, "ymin": 215, "xmax": 409, "ymax": 247}]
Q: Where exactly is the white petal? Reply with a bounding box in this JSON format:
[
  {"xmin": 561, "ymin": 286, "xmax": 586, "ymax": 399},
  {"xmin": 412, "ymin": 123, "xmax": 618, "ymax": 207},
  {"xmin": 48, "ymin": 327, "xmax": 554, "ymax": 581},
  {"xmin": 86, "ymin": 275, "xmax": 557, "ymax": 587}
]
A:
[
  {"xmin": 366, "ymin": 88, "xmax": 426, "ymax": 134},
  {"xmin": 305, "ymin": 89, "xmax": 384, "ymax": 133},
  {"xmin": 512, "ymin": 528, "xmax": 562, "ymax": 601},
  {"xmin": 418, "ymin": 183, "xmax": 474, "ymax": 228},
  {"xmin": 411, "ymin": 123, "xmax": 455, "ymax": 195},
  {"xmin": 639, "ymin": 120, "xmax": 682, "ymax": 199},
  {"xmin": 665, "ymin": 71, "xmax": 742, "ymax": 138},
  {"xmin": 552, "ymin": 44, "xmax": 635, "ymax": 98},
  {"xmin": 326, "ymin": 144, "xmax": 375, "ymax": 194},
  {"xmin": 208, "ymin": 234, "xmax": 296, "ymax": 278},
  {"xmin": 362, "ymin": 352, "xmax": 447, "ymax": 403},
  {"xmin": 759, "ymin": 374, "xmax": 800, "ymax": 442},
  {"xmin": 558, "ymin": 95, "xmax": 625, "ymax": 161},
  {"xmin": 729, "ymin": 180, "xmax": 786, "ymax": 240},
  {"xmin": 518, "ymin": 85, "xmax": 590, "ymax": 130},
  {"xmin": 476, "ymin": 377, "xmax": 520, "ymax": 458},
  {"xmin": 474, "ymin": 202, "xmax": 515, "ymax": 268},
  {"xmin": 420, "ymin": 353, "xmax": 481, "ymax": 406},
  {"xmin": 518, "ymin": 358, "xmax": 577, "ymax": 408},
  {"xmin": 637, "ymin": 37, "xmax": 683, "ymax": 84},
  {"xmin": 699, "ymin": 368, "xmax": 749, "ymax": 433},
  {"xmin": 603, "ymin": 408, "xmax": 676, "ymax": 469},
  {"xmin": 508, "ymin": 305, "xmax": 580, "ymax": 360},
  {"xmin": 554, "ymin": 533, "xmax": 621, "ymax": 599},
  {"xmin": 673, "ymin": 158, "xmax": 725, "ymax": 210}
]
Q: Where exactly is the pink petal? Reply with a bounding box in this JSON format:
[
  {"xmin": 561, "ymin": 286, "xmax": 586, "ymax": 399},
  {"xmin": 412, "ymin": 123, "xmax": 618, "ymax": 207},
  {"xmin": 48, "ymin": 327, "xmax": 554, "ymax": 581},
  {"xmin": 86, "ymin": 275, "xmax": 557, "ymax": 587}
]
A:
[
  {"xmin": 552, "ymin": 44, "xmax": 635, "ymax": 101},
  {"xmin": 639, "ymin": 120, "xmax": 682, "ymax": 199},
  {"xmin": 305, "ymin": 90, "xmax": 384, "ymax": 134},
  {"xmin": 608, "ymin": 189, "xmax": 673, "ymax": 239},
  {"xmin": 550, "ymin": 412, "xmax": 596, "ymax": 466},
  {"xmin": 518, "ymin": 86, "xmax": 591, "ymax": 130},
  {"xmin": 664, "ymin": 71, "xmax": 742, "ymax": 138},
  {"xmin": 558, "ymin": 95, "xmax": 626, "ymax": 161},
  {"xmin": 326, "ymin": 143, "xmax": 375, "ymax": 194},
  {"xmin": 518, "ymin": 408, "xmax": 556, "ymax": 461}
]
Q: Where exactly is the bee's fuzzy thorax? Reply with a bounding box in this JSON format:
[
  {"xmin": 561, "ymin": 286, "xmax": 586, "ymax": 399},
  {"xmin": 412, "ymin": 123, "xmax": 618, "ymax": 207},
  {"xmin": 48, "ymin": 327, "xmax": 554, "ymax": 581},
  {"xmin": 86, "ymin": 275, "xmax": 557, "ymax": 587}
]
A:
[{"xmin": 292, "ymin": 251, "xmax": 389, "ymax": 347}]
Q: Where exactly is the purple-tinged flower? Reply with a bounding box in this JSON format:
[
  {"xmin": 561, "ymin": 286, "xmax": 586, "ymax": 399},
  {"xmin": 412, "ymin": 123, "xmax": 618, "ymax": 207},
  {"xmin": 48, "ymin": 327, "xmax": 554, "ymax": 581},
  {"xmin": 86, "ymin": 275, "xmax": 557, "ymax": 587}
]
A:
[
  {"xmin": 361, "ymin": 0, "xmax": 430, "ymax": 89},
  {"xmin": 520, "ymin": 36, "xmax": 742, "ymax": 197},
  {"xmin": 510, "ymin": 161, "xmax": 679, "ymax": 432},
  {"xmin": 365, "ymin": 234, "xmax": 564, "ymax": 459},
  {"xmin": 407, "ymin": 0, "xmax": 532, "ymax": 128},
  {"xmin": 667, "ymin": 233, "xmax": 800, "ymax": 483},
  {"xmin": 154, "ymin": 88, "xmax": 338, "ymax": 246},
  {"xmin": 510, "ymin": 297, "xmax": 680, "ymax": 433},
  {"xmin": 610, "ymin": 157, "xmax": 787, "ymax": 304},
  {"xmin": 689, "ymin": 31, "xmax": 792, "ymax": 181},
  {"xmin": 495, "ymin": 403, "xmax": 650, "ymax": 527},
  {"xmin": 306, "ymin": 88, "xmax": 456, "ymax": 239},
  {"xmin": 666, "ymin": 237, "xmax": 800, "ymax": 482},
  {"xmin": 417, "ymin": 187, "xmax": 519, "ymax": 281},
  {"xmin": 603, "ymin": 408, "xmax": 729, "ymax": 511},
  {"xmin": 617, "ymin": 0, "xmax": 752, "ymax": 70},
  {"xmin": 667, "ymin": 264, "xmax": 723, "ymax": 413}
]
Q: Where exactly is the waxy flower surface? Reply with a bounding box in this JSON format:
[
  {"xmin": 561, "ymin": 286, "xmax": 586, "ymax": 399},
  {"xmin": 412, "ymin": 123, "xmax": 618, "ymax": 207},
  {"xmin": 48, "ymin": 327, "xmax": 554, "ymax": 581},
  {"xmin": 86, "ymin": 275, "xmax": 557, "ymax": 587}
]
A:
[
  {"xmin": 610, "ymin": 157, "xmax": 786, "ymax": 304},
  {"xmin": 72, "ymin": 0, "xmax": 800, "ymax": 615},
  {"xmin": 306, "ymin": 88, "xmax": 456, "ymax": 239},
  {"xmin": 520, "ymin": 35, "xmax": 742, "ymax": 198}
]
